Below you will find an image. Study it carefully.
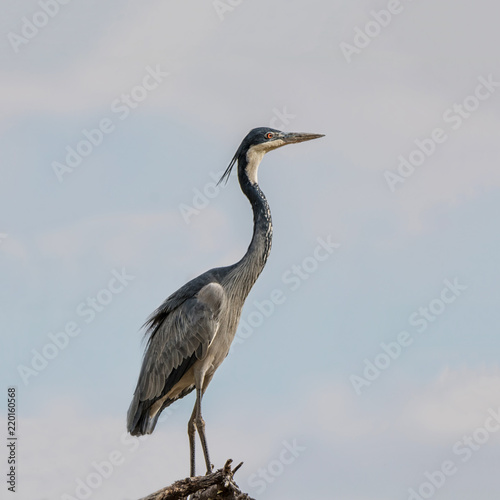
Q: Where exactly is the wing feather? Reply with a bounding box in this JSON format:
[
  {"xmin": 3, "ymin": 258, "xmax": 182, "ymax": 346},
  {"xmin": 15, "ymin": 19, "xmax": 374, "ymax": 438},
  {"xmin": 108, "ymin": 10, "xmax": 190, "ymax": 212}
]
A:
[{"xmin": 127, "ymin": 282, "xmax": 226, "ymax": 435}]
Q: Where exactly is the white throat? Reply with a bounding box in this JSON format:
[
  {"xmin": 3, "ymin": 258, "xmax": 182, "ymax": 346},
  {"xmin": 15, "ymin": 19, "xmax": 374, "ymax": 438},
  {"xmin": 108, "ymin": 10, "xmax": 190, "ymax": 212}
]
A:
[
  {"xmin": 245, "ymin": 139, "xmax": 285, "ymax": 184},
  {"xmin": 245, "ymin": 147, "xmax": 265, "ymax": 184}
]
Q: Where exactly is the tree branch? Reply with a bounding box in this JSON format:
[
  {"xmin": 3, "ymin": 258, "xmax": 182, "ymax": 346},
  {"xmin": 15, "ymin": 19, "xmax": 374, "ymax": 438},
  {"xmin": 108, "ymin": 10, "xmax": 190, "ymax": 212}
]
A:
[{"xmin": 138, "ymin": 459, "xmax": 255, "ymax": 500}]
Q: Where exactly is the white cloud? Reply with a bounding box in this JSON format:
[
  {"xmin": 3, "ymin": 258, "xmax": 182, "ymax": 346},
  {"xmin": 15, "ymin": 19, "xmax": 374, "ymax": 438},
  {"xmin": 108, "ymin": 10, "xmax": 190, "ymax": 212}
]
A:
[
  {"xmin": 0, "ymin": 1, "xmax": 218, "ymax": 117},
  {"xmin": 15, "ymin": 208, "xmax": 229, "ymax": 272},
  {"xmin": 6, "ymin": 366, "xmax": 500, "ymax": 500},
  {"xmin": 1, "ymin": 401, "xmax": 188, "ymax": 500},
  {"xmin": 401, "ymin": 366, "xmax": 500, "ymax": 438}
]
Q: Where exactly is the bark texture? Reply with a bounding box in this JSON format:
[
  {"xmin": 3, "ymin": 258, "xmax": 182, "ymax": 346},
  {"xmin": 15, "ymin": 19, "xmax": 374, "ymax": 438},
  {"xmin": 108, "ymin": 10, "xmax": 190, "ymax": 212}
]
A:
[{"xmin": 139, "ymin": 460, "xmax": 255, "ymax": 500}]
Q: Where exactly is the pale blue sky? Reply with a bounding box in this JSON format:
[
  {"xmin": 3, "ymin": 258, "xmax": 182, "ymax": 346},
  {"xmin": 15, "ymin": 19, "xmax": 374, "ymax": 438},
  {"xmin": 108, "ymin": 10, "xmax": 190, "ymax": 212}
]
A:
[{"xmin": 2, "ymin": 1, "xmax": 500, "ymax": 499}]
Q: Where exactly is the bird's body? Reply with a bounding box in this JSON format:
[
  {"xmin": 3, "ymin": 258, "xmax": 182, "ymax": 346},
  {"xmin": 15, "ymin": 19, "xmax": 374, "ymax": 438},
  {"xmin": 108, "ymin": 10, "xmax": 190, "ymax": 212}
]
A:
[{"xmin": 127, "ymin": 127, "xmax": 323, "ymax": 476}]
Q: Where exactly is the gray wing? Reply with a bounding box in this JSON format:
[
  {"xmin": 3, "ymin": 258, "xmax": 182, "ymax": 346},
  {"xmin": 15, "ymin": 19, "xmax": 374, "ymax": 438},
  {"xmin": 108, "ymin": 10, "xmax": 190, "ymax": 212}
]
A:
[{"xmin": 127, "ymin": 282, "xmax": 226, "ymax": 435}]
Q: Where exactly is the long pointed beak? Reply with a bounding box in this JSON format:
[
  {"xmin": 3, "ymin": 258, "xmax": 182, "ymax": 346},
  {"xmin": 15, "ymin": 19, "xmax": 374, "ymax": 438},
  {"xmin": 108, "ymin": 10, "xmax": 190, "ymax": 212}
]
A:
[{"xmin": 282, "ymin": 132, "xmax": 325, "ymax": 144}]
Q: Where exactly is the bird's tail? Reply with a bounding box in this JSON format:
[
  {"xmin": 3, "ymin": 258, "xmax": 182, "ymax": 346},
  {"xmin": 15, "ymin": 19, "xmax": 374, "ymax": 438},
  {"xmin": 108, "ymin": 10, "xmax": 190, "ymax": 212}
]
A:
[
  {"xmin": 127, "ymin": 396, "xmax": 160, "ymax": 436},
  {"xmin": 127, "ymin": 385, "xmax": 195, "ymax": 436}
]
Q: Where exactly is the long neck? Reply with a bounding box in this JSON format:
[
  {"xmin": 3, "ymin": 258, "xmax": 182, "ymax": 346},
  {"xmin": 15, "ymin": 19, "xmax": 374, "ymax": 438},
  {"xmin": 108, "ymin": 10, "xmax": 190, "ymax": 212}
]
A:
[{"xmin": 225, "ymin": 155, "xmax": 273, "ymax": 299}]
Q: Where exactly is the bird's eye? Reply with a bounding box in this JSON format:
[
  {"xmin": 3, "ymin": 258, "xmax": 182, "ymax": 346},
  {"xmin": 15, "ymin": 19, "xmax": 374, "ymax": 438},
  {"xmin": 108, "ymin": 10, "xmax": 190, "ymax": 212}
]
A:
[{"xmin": 266, "ymin": 132, "xmax": 274, "ymax": 139}]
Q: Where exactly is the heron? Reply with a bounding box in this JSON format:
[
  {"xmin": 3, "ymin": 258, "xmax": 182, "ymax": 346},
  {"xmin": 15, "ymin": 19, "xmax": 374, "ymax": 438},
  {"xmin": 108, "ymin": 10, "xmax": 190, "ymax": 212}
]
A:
[{"xmin": 127, "ymin": 127, "xmax": 324, "ymax": 477}]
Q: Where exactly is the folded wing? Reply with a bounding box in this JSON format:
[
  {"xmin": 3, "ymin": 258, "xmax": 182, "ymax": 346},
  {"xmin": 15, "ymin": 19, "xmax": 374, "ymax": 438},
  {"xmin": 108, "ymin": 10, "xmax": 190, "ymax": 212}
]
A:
[{"xmin": 127, "ymin": 282, "xmax": 225, "ymax": 435}]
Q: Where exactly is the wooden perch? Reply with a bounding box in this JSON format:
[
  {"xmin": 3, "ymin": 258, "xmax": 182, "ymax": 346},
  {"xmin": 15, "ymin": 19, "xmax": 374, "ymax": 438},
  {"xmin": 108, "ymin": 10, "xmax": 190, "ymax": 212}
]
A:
[{"xmin": 139, "ymin": 459, "xmax": 256, "ymax": 500}]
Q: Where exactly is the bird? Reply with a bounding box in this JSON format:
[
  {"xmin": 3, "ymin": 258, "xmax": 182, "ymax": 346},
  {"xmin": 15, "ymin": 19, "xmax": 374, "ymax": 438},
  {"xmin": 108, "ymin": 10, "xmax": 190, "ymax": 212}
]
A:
[{"xmin": 127, "ymin": 126, "xmax": 324, "ymax": 477}]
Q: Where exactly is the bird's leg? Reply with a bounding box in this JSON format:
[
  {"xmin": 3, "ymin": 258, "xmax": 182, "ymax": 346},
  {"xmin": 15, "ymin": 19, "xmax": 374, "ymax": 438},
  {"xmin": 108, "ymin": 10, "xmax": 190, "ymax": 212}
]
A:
[
  {"xmin": 194, "ymin": 387, "xmax": 213, "ymax": 475},
  {"xmin": 187, "ymin": 405, "xmax": 197, "ymax": 477}
]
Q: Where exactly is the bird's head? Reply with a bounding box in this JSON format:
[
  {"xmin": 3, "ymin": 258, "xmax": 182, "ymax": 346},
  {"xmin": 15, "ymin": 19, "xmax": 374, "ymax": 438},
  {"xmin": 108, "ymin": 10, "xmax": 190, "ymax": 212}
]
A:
[{"xmin": 218, "ymin": 127, "xmax": 324, "ymax": 185}]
